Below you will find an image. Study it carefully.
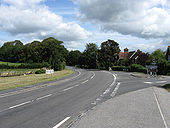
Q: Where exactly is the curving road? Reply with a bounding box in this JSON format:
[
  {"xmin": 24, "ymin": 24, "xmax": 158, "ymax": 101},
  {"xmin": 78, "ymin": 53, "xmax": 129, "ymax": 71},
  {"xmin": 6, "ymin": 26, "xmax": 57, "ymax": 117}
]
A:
[
  {"xmin": 0, "ymin": 68, "xmax": 169, "ymax": 128},
  {"xmin": 0, "ymin": 68, "xmax": 116, "ymax": 128}
]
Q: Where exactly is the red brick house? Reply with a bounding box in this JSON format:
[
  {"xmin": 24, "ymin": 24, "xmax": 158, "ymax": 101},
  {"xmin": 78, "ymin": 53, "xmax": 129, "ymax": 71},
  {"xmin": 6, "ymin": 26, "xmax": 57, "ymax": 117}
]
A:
[{"xmin": 119, "ymin": 48, "xmax": 149, "ymax": 66}]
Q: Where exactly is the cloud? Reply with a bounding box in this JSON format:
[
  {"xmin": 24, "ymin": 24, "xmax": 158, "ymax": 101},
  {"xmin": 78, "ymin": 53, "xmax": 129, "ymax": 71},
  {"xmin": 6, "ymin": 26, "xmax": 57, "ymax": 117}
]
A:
[
  {"xmin": 74, "ymin": 0, "xmax": 170, "ymax": 39},
  {"xmin": 65, "ymin": 41, "xmax": 86, "ymax": 51},
  {"xmin": 0, "ymin": 0, "xmax": 91, "ymax": 42}
]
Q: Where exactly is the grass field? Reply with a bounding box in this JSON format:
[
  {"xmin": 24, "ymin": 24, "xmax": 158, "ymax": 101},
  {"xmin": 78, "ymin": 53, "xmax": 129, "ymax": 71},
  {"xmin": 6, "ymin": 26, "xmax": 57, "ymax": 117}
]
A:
[
  {"xmin": 0, "ymin": 61, "xmax": 22, "ymax": 66},
  {"xmin": 163, "ymin": 84, "xmax": 170, "ymax": 92},
  {"xmin": 0, "ymin": 69, "xmax": 74, "ymax": 91}
]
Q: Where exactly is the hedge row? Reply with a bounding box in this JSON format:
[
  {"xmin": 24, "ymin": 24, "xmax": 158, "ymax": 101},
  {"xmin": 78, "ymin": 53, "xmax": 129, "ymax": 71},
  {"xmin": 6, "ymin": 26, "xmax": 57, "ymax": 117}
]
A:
[
  {"xmin": 0, "ymin": 62, "xmax": 50, "ymax": 69},
  {"xmin": 112, "ymin": 64, "xmax": 147, "ymax": 73}
]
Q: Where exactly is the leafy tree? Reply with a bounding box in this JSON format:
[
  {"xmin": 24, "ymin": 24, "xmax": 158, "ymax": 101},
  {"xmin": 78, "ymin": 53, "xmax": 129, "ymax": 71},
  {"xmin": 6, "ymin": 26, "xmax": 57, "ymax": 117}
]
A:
[
  {"xmin": 99, "ymin": 39, "xmax": 120, "ymax": 69},
  {"xmin": 147, "ymin": 49, "xmax": 168, "ymax": 75},
  {"xmin": 67, "ymin": 50, "xmax": 81, "ymax": 66},
  {"xmin": 80, "ymin": 43, "xmax": 99, "ymax": 69}
]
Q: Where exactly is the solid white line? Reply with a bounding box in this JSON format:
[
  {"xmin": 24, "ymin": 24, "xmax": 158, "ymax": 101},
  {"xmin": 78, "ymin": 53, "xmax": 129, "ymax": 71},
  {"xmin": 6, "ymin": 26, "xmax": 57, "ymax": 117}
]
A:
[
  {"xmin": 153, "ymin": 89, "xmax": 168, "ymax": 128},
  {"xmin": 9, "ymin": 101, "xmax": 31, "ymax": 109},
  {"xmin": 53, "ymin": 117, "xmax": 70, "ymax": 128},
  {"xmin": 81, "ymin": 80, "xmax": 88, "ymax": 84},
  {"xmin": 36, "ymin": 94, "xmax": 52, "ymax": 100}
]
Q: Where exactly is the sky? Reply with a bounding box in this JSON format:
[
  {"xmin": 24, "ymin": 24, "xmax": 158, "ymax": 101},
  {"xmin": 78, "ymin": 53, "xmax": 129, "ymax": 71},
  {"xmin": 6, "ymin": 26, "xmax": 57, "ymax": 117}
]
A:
[{"xmin": 0, "ymin": 0, "xmax": 170, "ymax": 53}]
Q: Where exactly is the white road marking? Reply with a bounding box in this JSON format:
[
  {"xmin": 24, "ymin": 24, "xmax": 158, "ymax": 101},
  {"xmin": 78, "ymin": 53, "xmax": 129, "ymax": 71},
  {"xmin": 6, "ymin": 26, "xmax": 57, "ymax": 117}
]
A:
[
  {"xmin": 103, "ymin": 88, "xmax": 110, "ymax": 95},
  {"xmin": 96, "ymin": 98, "xmax": 101, "ymax": 101},
  {"xmin": 153, "ymin": 88, "xmax": 168, "ymax": 128},
  {"xmin": 90, "ymin": 72, "xmax": 95, "ymax": 79},
  {"xmin": 111, "ymin": 82, "xmax": 120, "ymax": 97},
  {"xmin": 144, "ymin": 82, "xmax": 152, "ymax": 84},
  {"xmin": 156, "ymin": 81, "xmax": 167, "ymax": 84},
  {"xmin": 81, "ymin": 80, "xmax": 89, "ymax": 84},
  {"xmin": 74, "ymin": 84, "xmax": 80, "ymax": 87},
  {"xmin": 9, "ymin": 101, "xmax": 31, "ymax": 109},
  {"xmin": 63, "ymin": 87, "xmax": 74, "ymax": 92},
  {"xmin": 53, "ymin": 117, "xmax": 70, "ymax": 128},
  {"xmin": 36, "ymin": 94, "xmax": 52, "ymax": 100}
]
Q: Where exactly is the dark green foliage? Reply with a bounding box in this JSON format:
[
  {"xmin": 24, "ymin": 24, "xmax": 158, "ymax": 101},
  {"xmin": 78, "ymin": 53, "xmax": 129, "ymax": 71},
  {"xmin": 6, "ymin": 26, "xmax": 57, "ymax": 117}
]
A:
[
  {"xmin": 147, "ymin": 49, "xmax": 168, "ymax": 75},
  {"xmin": 35, "ymin": 69, "xmax": 46, "ymax": 74},
  {"xmin": 0, "ymin": 37, "xmax": 68, "ymax": 71},
  {"xmin": 99, "ymin": 40, "xmax": 120, "ymax": 70},
  {"xmin": 112, "ymin": 66, "xmax": 127, "ymax": 71},
  {"xmin": 67, "ymin": 50, "xmax": 81, "ymax": 66},
  {"xmin": 129, "ymin": 64, "xmax": 147, "ymax": 73}
]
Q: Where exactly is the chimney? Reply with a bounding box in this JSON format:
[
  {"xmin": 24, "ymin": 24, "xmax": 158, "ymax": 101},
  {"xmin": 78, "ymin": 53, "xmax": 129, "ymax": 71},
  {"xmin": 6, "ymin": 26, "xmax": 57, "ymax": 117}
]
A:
[{"xmin": 124, "ymin": 48, "xmax": 129, "ymax": 52}]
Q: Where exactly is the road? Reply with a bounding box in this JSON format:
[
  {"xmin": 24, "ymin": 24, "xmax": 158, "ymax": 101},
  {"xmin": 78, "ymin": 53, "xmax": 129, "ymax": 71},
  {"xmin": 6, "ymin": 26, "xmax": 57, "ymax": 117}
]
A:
[{"xmin": 0, "ymin": 68, "xmax": 169, "ymax": 128}]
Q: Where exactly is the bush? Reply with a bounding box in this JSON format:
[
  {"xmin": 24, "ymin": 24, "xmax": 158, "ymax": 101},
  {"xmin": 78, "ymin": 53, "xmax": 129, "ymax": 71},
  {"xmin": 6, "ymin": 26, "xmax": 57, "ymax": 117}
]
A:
[
  {"xmin": 112, "ymin": 66, "xmax": 127, "ymax": 71},
  {"xmin": 129, "ymin": 64, "xmax": 147, "ymax": 73},
  {"xmin": 35, "ymin": 69, "xmax": 46, "ymax": 74},
  {"xmin": 19, "ymin": 62, "xmax": 50, "ymax": 69}
]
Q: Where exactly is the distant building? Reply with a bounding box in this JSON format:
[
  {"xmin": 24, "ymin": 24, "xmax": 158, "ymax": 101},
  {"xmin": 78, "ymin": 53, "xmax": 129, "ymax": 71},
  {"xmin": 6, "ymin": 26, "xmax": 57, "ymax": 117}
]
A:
[
  {"xmin": 166, "ymin": 46, "xmax": 170, "ymax": 62},
  {"xmin": 119, "ymin": 48, "xmax": 149, "ymax": 66}
]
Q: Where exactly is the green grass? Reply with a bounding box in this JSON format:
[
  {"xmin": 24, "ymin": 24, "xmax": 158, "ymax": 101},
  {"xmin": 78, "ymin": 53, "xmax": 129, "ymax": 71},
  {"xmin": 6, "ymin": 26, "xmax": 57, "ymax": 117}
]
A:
[
  {"xmin": 0, "ymin": 69, "xmax": 74, "ymax": 91},
  {"xmin": 0, "ymin": 68, "xmax": 37, "ymax": 72},
  {"xmin": 0, "ymin": 61, "xmax": 22, "ymax": 66},
  {"xmin": 163, "ymin": 84, "xmax": 170, "ymax": 92}
]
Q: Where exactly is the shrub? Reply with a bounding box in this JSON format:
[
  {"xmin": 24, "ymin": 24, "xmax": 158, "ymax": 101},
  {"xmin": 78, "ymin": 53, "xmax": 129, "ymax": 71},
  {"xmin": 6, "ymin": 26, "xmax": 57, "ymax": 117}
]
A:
[
  {"xmin": 112, "ymin": 66, "xmax": 127, "ymax": 71},
  {"xmin": 35, "ymin": 69, "xmax": 46, "ymax": 74},
  {"xmin": 129, "ymin": 64, "xmax": 147, "ymax": 73},
  {"xmin": 19, "ymin": 62, "xmax": 50, "ymax": 69}
]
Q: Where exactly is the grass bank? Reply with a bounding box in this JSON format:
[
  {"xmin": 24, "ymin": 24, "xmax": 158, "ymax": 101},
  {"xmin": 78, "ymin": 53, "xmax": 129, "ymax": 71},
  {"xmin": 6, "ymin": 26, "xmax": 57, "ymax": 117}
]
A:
[
  {"xmin": 163, "ymin": 84, "xmax": 170, "ymax": 92},
  {"xmin": 0, "ymin": 61, "xmax": 22, "ymax": 66},
  {"xmin": 0, "ymin": 69, "xmax": 74, "ymax": 91}
]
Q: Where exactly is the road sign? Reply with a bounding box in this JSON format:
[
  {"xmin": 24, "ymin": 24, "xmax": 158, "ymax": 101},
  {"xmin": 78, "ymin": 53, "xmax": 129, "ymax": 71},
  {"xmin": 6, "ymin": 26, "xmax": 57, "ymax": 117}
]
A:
[
  {"xmin": 146, "ymin": 65, "xmax": 158, "ymax": 69},
  {"xmin": 46, "ymin": 69, "xmax": 54, "ymax": 74}
]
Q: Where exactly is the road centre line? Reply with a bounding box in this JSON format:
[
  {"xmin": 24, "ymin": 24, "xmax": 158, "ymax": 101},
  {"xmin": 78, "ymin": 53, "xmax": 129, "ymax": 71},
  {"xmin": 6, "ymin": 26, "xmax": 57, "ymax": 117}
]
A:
[
  {"xmin": 36, "ymin": 94, "xmax": 52, "ymax": 100},
  {"xmin": 81, "ymin": 80, "xmax": 89, "ymax": 84},
  {"xmin": 111, "ymin": 82, "xmax": 120, "ymax": 97},
  {"xmin": 53, "ymin": 117, "xmax": 70, "ymax": 128},
  {"xmin": 153, "ymin": 88, "xmax": 168, "ymax": 128},
  {"xmin": 9, "ymin": 101, "xmax": 31, "ymax": 109},
  {"xmin": 90, "ymin": 71, "xmax": 95, "ymax": 79}
]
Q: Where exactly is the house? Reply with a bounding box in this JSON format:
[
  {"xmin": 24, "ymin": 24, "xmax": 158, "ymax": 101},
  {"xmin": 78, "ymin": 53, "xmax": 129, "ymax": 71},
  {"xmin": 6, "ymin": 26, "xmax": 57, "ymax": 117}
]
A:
[
  {"xmin": 119, "ymin": 48, "xmax": 149, "ymax": 66},
  {"xmin": 166, "ymin": 46, "xmax": 170, "ymax": 62}
]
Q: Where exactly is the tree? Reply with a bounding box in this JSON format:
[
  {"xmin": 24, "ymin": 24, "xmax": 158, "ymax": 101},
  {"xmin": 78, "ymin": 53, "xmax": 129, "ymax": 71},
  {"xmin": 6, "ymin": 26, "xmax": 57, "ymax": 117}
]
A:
[
  {"xmin": 80, "ymin": 43, "xmax": 99, "ymax": 69},
  {"xmin": 147, "ymin": 49, "xmax": 168, "ymax": 75},
  {"xmin": 40, "ymin": 37, "xmax": 68, "ymax": 70},
  {"xmin": 0, "ymin": 40, "xmax": 24, "ymax": 62},
  {"xmin": 66, "ymin": 50, "xmax": 81, "ymax": 66},
  {"xmin": 99, "ymin": 39, "xmax": 120, "ymax": 69}
]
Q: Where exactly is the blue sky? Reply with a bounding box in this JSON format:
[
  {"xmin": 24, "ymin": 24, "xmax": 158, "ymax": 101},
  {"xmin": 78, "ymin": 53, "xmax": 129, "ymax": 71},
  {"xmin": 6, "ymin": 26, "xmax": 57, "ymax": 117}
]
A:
[{"xmin": 0, "ymin": 0, "xmax": 170, "ymax": 53}]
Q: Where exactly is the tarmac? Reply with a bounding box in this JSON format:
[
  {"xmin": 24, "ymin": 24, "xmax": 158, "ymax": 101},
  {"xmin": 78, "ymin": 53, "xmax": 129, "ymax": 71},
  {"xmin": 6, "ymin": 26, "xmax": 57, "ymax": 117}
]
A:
[{"xmin": 71, "ymin": 82, "xmax": 170, "ymax": 128}]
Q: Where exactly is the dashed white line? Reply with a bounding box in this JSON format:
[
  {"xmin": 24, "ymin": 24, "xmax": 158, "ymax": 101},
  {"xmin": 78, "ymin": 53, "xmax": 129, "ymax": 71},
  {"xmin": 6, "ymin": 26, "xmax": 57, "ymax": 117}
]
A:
[
  {"xmin": 144, "ymin": 82, "xmax": 152, "ymax": 84},
  {"xmin": 9, "ymin": 101, "xmax": 31, "ymax": 109},
  {"xmin": 36, "ymin": 94, "xmax": 52, "ymax": 100},
  {"xmin": 53, "ymin": 117, "xmax": 70, "ymax": 128},
  {"xmin": 81, "ymin": 80, "xmax": 89, "ymax": 84},
  {"xmin": 111, "ymin": 82, "xmax": 120, "ymax": 97},
  {"xmin": 63, "ymin": 87, "xmax": 75, "ymax": 92},
  {"xmin": 153, "ymin": 88, "xmax": 168, "ymax": 128}
]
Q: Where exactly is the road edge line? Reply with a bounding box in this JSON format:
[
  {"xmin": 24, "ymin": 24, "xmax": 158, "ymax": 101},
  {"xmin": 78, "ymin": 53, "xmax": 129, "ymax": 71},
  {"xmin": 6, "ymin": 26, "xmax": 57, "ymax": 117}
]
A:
[
  {"xmin": 152, "ymin": 87, "xmax": 168, "ymax": 128},
  {"xmin": 53, "ymin": 117, "xmax": 70, "ymax": 128}
]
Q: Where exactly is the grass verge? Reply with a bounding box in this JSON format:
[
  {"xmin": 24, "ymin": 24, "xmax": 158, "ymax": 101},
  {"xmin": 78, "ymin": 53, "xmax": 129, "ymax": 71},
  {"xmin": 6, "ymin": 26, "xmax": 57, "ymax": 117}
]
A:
[
  {"xmin": 163, "ymin": 84, "xmax": 170, "ymax": 92},
  {"xmin": 0, "ymin": 69, "xmax": 74, "ymax": 91},
  {"xmin": 0, "ymin": 61, "xmax": 22, "ymax": 66}
]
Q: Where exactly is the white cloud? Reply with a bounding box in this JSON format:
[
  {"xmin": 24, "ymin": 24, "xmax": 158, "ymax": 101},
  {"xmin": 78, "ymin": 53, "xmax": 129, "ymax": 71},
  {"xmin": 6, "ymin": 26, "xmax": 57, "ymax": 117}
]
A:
[
  {"xmin": 0, "ymin": 0, "xmax": 91, "ymax": 42},
  {"xmin": 65, "ymin": 41, "xmax": 86, "ymax": 51},
  {"xmin": 74, "ymin": 0, "xmax": 170, "ymax": 39}
]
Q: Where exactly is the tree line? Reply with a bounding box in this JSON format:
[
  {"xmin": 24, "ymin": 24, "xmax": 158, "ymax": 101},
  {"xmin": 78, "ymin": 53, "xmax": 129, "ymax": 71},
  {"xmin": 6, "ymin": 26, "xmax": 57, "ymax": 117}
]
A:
[{"xmin": 0, "ymin": 37, "xmax": 169, "ymax": 75}]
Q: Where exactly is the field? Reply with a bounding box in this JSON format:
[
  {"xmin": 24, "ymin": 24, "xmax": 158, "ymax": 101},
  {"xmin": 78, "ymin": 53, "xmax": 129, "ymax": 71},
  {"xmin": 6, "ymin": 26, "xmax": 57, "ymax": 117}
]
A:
[
  {"xmin": 0, "ymin": 61, "xmax": 22, "ymax": 66},
  {"xmin": 0, "ymin": 69, "xmax": 74, "ymax": 91}
]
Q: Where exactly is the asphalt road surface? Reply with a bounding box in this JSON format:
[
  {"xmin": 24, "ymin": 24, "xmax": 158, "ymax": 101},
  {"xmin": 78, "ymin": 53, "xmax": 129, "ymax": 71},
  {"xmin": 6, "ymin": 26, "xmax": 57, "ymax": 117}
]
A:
[{"xmin": 0, "ymin": 68, "xmax": 169, "ymax": 128}]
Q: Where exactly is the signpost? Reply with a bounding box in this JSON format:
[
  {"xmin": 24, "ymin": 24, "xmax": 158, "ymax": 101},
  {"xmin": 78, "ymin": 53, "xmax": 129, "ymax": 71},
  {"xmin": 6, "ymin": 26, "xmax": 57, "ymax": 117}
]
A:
[
  {"xmin": 146, "ymin": 59, "xmax": 158, "ymax": 76},
  {"xmin": 46, "ymin": 69, "xmax": 54, "ymax": 78}
]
